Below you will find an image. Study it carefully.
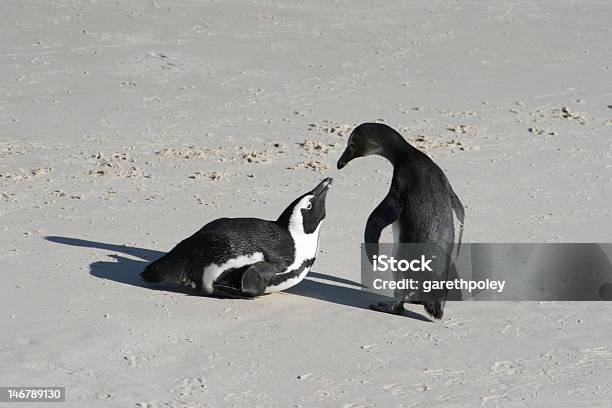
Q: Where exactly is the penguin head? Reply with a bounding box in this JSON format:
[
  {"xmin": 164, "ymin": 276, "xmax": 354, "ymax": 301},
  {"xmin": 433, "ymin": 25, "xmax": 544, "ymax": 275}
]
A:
[
  {"xmin": 277, "ymin": 177, "xmax": 333, "ymax": 234},
  {"xmin": 337, "ymin": 123, "xmax": 402, "ymax": 169}
]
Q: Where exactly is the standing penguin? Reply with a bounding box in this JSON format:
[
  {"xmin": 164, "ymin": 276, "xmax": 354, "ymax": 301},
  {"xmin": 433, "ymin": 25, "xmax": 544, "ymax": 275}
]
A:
[
  {"xmin": 141, "ymin": 178, "xmax": 332, "ymax": 298},
  {"xmin": 337, "ymin": 123, "xmax": 464, "ymax": 319}
]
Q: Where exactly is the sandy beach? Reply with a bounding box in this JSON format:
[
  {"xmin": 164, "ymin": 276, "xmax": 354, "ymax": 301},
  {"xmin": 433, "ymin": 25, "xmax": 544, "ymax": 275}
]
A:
[{"xmin": 1, "ymin": 0, "xmax": 612, "ymax": 406}]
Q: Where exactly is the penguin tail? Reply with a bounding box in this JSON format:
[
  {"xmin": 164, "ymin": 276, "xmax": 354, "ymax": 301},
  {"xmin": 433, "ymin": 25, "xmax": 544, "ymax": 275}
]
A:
[
  {"xmin": 140, "ymin": 254, "xmax": 185, "ymax": 284},
  {"xmin": 423, "ymin": 300, "xmax": 444, "ymax": 320},
  {"xmin": 140, "ymin": 262, "xmax": 165, "ymax": 282},
  {"xmin": 140, "ymin": 264, "xmax": 164, "ymax": 283}
]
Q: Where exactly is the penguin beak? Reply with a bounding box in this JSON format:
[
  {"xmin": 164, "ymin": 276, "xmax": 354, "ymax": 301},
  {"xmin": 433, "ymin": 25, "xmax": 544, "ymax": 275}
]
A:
[
  {"xmin": 311, "ymin": 177, "xmax": 333, "ymax": 198},
  {"xmin": 337, "ymin": 149, "xmax": 352, "ymax": 170}
]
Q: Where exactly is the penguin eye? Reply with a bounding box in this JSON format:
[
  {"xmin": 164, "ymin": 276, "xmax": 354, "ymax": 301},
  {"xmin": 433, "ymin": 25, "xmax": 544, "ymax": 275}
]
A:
[{"xmin": 305, "ymin": 202, "xmax": 313, "ymax": 210}]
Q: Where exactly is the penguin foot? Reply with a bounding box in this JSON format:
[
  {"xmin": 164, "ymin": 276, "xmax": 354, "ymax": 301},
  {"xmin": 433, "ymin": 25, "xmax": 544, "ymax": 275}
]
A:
[
  {"xmin": 212, "ymin": 285, "xmax": 256, "ymax": 300},
  {"xmin": 423, "ymin": 300, "xmax": 444, "ymax": 320},
  {"xmin": 369, "ymin": 301, "xmax": 404, "ymax": 315}
]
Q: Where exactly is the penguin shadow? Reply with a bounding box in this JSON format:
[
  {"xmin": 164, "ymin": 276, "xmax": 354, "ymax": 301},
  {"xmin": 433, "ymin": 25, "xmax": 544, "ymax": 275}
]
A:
[
  {"xmin": 45, "ymin": 236, "xmax": 431, "ymax": 321},
  {"xmin": 285, "ymin": 277, "xmax": 431, "ymax": 321},
  {"xmin": 45, "ymin": 236, "xmax": 194, "ymax": 295}
]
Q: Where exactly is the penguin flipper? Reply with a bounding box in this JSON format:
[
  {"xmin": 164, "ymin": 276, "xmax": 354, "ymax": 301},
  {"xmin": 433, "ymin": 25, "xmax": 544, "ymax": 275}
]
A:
[
  {"xmin": 212, "ymin": 261, "xmax": 278, "ymax": 298},
  {"xmin": 364, "ymin": 187, "xmax": 403, "ymax": 260},
  {"xmin": 449, "ymin": 185, "xmax": 465, "ymax": 225},
  {"xmin": 240, "ymin": 261, "xmax": 278, "ymax": 296},
  {"xmin": 449, "ymin": 185, "xmax": 465, "ymax": 259}
]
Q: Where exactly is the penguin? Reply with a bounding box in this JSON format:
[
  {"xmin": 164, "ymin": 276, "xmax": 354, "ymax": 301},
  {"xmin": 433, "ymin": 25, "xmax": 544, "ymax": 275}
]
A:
[
  {"xmin": 141, "ymin": 178, "xmax": 333, "ymax": 298},
  {"xmin": 337, "ymin": 123, "xmax": 464, "ymax": 319}
]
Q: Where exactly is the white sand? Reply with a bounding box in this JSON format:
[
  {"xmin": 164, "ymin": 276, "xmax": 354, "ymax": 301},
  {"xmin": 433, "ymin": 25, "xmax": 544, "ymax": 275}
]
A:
[{"xmin": 1, "ymin": 1, "xmax": 611, "ymax": 406}]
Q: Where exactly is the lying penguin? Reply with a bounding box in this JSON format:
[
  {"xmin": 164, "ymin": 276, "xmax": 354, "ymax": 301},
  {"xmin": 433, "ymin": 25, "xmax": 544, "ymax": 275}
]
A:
[
  {"xmin": 141, "ymin": 178, "xmax": 332, "ymax": 298},
  {"xmin": 337, "ymin": 123, "xmax": 465, "ymax": 319}
]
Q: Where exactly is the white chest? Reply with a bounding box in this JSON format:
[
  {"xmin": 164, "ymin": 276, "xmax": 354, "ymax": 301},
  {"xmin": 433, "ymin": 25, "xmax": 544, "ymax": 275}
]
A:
[
  {"xmin": 201, "ymin": 252, "xmax": 264, "ymax": 295},
  {"xmin": 264, "ymin": 225, "xmax": 321, "ymax": 293}
]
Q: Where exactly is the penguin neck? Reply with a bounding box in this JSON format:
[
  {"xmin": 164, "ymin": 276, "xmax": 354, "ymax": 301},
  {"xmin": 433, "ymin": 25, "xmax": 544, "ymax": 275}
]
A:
[
  {"xmin": 279, "ymin": 206, "xmax": 321, "ymax": 261},
  {"xmin": 288, "ymin": 221, "xmax": 321, "ymax": 261},
  {"xmin": 286, "ymin": 206, "xmax": 320, "ymax": 240},
  {"xmin": 276, "ymin": 196, "xmax": 303, "ymax": 229},
  {"xmin": 377, "ymin": 132, "xmax": 413, "ymax": 166},
  {"xmin": 276, "ymin": 200, "xmax": 321, "ymax": 238}
]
